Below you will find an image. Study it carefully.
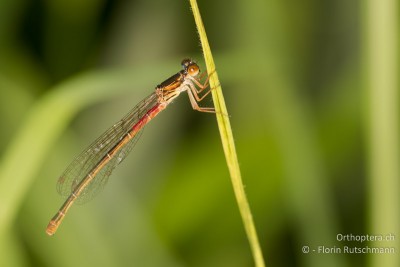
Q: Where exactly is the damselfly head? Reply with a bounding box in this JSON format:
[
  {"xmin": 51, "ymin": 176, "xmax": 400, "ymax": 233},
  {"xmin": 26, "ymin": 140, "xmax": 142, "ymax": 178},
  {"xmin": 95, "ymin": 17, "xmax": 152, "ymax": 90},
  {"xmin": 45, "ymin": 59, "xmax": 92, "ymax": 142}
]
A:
[
  {"xmin": 181, "ymin": 58, "xmax": 200, "ymax": 77},
  {"xmin": 181, "ymin": 58, "xmax": 193, "ymax": 68}
]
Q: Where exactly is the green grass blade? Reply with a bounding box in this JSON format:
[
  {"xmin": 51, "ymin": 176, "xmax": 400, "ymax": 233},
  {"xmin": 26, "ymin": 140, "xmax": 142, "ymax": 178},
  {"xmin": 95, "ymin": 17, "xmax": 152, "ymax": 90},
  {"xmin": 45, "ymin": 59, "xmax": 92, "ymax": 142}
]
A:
[
  {"xmin": 188, "ymin": 1, "xmax": 266, "ymax": 266},
  {"xmin": 365, "ymin": 0, "xmax": 399, "ymax": 266}
]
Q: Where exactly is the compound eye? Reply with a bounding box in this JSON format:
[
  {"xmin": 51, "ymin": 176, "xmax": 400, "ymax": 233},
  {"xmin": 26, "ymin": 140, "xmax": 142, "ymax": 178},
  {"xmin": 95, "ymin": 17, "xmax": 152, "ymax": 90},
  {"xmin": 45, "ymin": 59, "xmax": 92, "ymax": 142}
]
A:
[
  {"xmin": 187, "ymin": 64, "xmax": 200, "ymax": 76},
  {"xmin": 181, "ymin": 58, "xmax": 192, "ymax": 69}
]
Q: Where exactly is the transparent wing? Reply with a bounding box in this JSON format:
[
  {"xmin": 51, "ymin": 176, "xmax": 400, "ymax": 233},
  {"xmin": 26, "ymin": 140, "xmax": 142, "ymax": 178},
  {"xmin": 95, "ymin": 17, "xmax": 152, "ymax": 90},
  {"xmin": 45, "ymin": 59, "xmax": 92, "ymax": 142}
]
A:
[{"xmin": 56, "ymin": 92, "xmax": 158, "ymax": 204}]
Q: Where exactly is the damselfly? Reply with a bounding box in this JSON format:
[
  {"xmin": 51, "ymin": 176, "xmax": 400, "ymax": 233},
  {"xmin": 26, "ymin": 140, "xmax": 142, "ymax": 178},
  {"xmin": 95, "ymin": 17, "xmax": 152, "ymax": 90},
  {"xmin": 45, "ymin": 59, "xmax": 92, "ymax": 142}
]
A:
[{"xmin": 46, "ymin": 59, "xmax": 214, "ymax": 235}]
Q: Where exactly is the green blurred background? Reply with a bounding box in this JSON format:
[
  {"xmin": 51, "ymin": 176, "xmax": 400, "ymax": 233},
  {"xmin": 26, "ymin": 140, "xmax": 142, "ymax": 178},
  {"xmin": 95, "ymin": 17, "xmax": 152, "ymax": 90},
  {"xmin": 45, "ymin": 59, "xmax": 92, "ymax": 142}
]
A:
[{"xmin": 0, "ymin": 0, "xmax": 398, "ymax": 266}]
